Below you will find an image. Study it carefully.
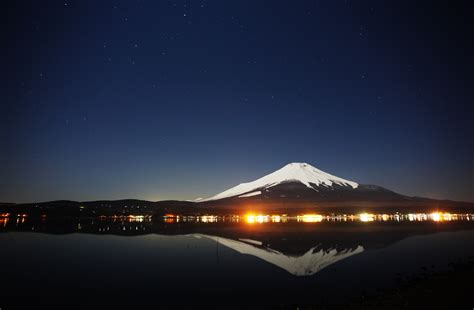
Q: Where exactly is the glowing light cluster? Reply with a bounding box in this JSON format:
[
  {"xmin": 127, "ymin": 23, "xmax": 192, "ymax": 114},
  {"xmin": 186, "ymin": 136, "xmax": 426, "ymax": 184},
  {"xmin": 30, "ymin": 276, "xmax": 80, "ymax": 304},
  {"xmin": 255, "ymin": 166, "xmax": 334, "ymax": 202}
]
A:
[
  {"xmin": 246, "ymin": 214, "xmax": 256, "ymax": 223},
  {"xmin": 430, "ymin": 212, "xmax": 455, "ymax": 222},
  {"xmin": 359, "ymin": 213, "xmax": 375, "ymax": 222},
  {"xmin": 245, "ymin": 214, "xmax": 270, "ymax": 224},
  {"xmin": 271, "ymin": 215, "xmax": 281, "ymax": 223},
  {"xmin": 406, "ymin": 213, "xmax": 428, "ymax": 221},
  {"xmin": 127, "ymin": 215, "xmax": 145, "ymax": 222},
  {"xmin": 297, "ymin": 214, "xmax": 323, "ymax": 223},
  {"xmin": 200, "ymin": 215, "xmax": 218, "ymax": 223}
]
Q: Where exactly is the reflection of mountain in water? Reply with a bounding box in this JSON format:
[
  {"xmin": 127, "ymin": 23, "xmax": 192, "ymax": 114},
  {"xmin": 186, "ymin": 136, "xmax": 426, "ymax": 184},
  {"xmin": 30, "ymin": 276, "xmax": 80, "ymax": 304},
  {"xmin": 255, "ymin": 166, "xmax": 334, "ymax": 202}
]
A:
[
  {"xmin": 3, "ymin": 218, "xmax": 474, "ymax": 277},
  {"xmin": 196, "ymin": 234, "xmax": 364, "ymax": 276}
]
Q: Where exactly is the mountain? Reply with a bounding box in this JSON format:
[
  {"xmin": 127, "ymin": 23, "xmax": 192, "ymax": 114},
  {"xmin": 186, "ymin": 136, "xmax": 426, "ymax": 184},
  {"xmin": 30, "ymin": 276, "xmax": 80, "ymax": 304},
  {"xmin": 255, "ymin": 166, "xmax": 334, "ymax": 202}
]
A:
[
  {"xmin": 199, "ymin": 162, "xmax": 413, "ymax": 203},
  {"xmin": 2, "ymin": 162, "xmax": 473, "ymax": 215}
]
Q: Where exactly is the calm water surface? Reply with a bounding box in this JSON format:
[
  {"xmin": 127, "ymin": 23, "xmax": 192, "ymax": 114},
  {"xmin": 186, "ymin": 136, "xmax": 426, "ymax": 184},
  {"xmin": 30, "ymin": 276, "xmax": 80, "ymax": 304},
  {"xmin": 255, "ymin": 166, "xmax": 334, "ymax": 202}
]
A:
[{"xmin": 1, "ymin": 216, "xmax": 473, "ymax": 309}]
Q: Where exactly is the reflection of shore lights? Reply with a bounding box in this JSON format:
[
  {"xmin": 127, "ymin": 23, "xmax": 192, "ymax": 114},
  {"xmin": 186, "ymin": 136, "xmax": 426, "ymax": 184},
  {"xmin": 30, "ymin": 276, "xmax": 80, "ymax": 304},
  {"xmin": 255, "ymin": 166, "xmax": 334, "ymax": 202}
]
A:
[
  {"xmin": 297, "ymin": 214, "xmax": 323, "ymax": 223},
  {"xmin": 359, "ymin": 213, "xmax": 374, "ymax": 222},
  {"xmin": 0, "ymin": 217, "xmax": 9, "ymax": 227}
]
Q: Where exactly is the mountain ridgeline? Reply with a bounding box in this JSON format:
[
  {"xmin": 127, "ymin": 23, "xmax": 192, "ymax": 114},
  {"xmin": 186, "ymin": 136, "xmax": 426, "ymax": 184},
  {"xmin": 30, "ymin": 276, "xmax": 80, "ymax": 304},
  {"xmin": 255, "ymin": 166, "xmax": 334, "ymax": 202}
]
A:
[{"xmin": 199, "ymin": 163, "xmax": 419, "ymax": 203}]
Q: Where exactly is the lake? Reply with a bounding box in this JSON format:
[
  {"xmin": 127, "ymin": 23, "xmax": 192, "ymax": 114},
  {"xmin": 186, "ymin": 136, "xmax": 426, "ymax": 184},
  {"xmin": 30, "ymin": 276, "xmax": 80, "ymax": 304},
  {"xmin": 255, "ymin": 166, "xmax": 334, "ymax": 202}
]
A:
[{"xmin": 1, "ymin": 214, "xmax": 473, "ymax": 309}]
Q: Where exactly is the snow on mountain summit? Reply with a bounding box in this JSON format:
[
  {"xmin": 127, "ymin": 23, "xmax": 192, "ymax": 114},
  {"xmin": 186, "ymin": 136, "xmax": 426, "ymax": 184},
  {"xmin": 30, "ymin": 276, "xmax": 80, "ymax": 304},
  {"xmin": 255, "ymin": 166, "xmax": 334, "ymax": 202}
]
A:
[{"xmin": 200, "ymin": 162, "xmax": 358, "ymax": 202}]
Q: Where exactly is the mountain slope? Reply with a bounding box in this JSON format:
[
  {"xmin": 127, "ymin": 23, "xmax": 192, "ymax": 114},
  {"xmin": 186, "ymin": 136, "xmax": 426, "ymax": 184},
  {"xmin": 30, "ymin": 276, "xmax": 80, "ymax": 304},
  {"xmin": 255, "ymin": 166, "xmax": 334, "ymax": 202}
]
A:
[
  {"xmin": 200, "ymin": 162, "xmax": 358, "ymax": 202},
  {"xmin": 199, "ymin": 162, "xmax": 410, "ymax": 203}
]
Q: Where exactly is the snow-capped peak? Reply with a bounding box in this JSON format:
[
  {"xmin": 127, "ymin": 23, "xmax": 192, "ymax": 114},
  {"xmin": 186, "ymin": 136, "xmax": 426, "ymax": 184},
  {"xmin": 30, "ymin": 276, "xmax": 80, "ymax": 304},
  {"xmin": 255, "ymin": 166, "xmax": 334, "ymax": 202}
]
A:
[{"xmin": 200, "ymin": 162, "xmax": 358, "ymax": 202}]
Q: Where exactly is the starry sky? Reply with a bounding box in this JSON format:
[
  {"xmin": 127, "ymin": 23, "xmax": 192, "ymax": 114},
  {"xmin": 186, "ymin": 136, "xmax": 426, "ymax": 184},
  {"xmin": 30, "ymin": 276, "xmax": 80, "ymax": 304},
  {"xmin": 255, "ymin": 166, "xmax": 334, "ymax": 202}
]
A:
[{"xmin": 2, "ymin": 0, "xmax": 473, "ymax": 203}]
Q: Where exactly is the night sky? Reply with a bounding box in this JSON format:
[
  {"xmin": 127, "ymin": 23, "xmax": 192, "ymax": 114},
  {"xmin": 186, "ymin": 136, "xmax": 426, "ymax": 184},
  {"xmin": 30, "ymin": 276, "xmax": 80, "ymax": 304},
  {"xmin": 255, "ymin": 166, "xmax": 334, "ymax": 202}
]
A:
[{"xmin": 3, "ymin": 1, "xmax": 473, "ymax": 203}]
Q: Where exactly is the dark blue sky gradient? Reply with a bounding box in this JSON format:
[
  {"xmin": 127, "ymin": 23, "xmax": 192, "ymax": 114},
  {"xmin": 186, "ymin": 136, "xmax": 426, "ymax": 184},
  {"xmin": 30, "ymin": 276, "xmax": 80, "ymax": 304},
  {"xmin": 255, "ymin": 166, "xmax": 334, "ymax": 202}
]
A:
[{"xmin": 2, "ymin": 0, "xmax": 473, "ymax": 202}]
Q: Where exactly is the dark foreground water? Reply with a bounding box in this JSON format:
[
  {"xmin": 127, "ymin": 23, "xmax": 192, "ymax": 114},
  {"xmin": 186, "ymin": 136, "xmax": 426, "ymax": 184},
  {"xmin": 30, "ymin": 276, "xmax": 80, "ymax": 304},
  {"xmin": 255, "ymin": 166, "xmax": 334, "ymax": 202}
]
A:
[{"xmin": 1, "ymin": 216, "xmax": 473, "ymax": 309}]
